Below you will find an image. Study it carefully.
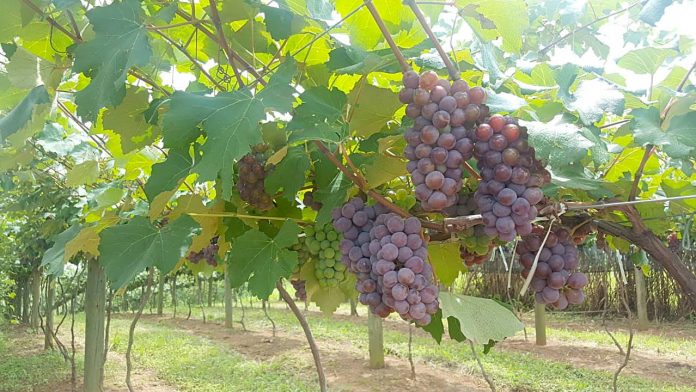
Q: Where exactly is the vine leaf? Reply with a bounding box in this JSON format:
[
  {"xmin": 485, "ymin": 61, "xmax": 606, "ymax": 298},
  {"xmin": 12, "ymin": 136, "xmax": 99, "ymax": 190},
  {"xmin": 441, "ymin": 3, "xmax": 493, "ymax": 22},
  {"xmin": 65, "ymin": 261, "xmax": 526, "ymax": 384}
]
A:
[
  {"xmin": 638, "ymin": 0, "xmax": 672, "ymax": 26},
  {"xmin": 525, "ymin": 119, "xmax": 594, "ymax": 168},
  {"xmin": 169, "ymin": 195, "xmax": 224, "ymax": 254},
  {"xmin": 0, "ymin": 85, "xmax": 50, "ymax": 142},
  {"xmin": 41, "ymin": 225, "xmax": 82, "ymax": 277},
  {"xmin": 314, "ymin": 171, "xmax": 351, "ymax": 226},
  {"xmin": 265, "ymin": 146, "xmax": 310, "ymax": 201},
  {"xmin": 428, "ymin": 241, "xmax": 466, "ymax": 286},
  {"xmin": 262, "ymin": 5, "xmax": 307, "ymax": 40},
  {"xmin": 633, "ymin": 107, "xmax": 696, "ymax": 159},
  {"xmin": 0, "ymin": 3, "xmax": 23, "ymax": 43},
  {"xmin": 439, "ymin": 292, "xmax": 523, "ymax": 345},
  {"xmin": 568, "ymin": 79, "xmax": 624, "ymax": 125},
  {"xmin": 348, "ymin": 84, "xmax": 401, "ymax": 138},
  {"xmin": 617, "ymin": 47, "xmax": 676, "ymax": 75},
  {"xmin": 362, "ymin": 154, "xmax": 407, "ymax": 188},
  {"xmin": 102, "ymin": 87, "xmax": 156, "ymax": 153},
  {"xmin": 72, "ymin": 0, "xmax": 152, "ymax": 121},
  {"xmin": 457, "ymin": 0, "xmax": 529, "ymax": 54},
  {"xmin": 227, "ymin": 220, "xmax": 301, "ymax": 299},
  {"xmin": 288, "ymin": 86, "xmax": 346, "ymax": 131},
  {"xmin": 99, "ymin": 215, "xmax": 200, "ymax": 288},
  {"xmin": 65, "ymin": 160, "xmax": 99, "ymax": 187},
  {"xmin": 64, "ymin": 226, "xmax": 101, "ymax": 261},
  {"xmin": 420, "ymin": 308, "xmax": 445, "ymax": 343},
  {"xmin": 143, "ymin": 146, "xmax": 193, "ymax": 201}
]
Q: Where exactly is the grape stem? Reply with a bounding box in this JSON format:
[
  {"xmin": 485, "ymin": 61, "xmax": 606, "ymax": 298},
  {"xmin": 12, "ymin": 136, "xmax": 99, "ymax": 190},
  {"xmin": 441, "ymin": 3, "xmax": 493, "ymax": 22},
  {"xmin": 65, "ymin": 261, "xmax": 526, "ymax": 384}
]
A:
[
  {"xmin": 363, "ymin": 0, "xmax": 411, "ymax": 72},
  {"xmin": 519, "ymin": 218, "xmax": 556, "ymax": 296},
  {"xmin": 404, "ymin": 0, "xmax": 460, "ymax": 80},
  {"xmin": 126, "ymin": 269, "xmax": 154, "ymax": 392},
  {"xmin": 563, "ymin": 195, "xmax": 696, "ymax": 211},
  {"xmin": 469, "ymin": 340, "xmax": 496, "ymax": 392},
  {"xmin": 276, "ymin": 281, "xmax": 328, "ymax": 392}
]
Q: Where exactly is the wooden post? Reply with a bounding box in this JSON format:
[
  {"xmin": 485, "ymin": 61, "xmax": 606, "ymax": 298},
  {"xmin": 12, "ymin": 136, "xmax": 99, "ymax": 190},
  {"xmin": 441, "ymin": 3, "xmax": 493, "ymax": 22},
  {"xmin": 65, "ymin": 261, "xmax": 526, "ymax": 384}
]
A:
[
  {"xmin": 84, "ymin": 259, "xmax": 106, "ymax": 392},
  {"xmin": 207, "ymin": 276, "xmax": 214, "ymax": 307},
  {"xmin": 367, "ymin": 312, "xmax": 385, "ymax": 368},
  {"xmin": 157, "ymin": 272, "xmax": 165, "ymax": 315},
  {"xmin": 224, "ymin": 267, "xmax": 233, "ymax": 329},
  {"xmin": 634, "ymin": 266, "xmax": 649, "ymax": 330},
  {"xmin": 535, "ymin": 303, "xmax": 547, "ymax": 346},
  {"xmin": 44, "ymin": 276, "xmax": 55, "ymax": 350},
  {"xmin": 30, "ymin": 267, "xmax": 41, "ymax": 331}
]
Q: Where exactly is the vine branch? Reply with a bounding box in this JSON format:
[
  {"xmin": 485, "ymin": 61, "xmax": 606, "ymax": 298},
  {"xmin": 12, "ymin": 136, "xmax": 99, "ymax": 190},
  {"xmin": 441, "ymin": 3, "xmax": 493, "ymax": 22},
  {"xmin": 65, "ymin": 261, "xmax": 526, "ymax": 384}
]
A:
[
  {"xmin": 207, "ymin": 0, "xmax": 246, "ymax": 87},
  {"xmin": 126, "ymin": 269, "xmax": 154, "ymax": 392},
  {"xmin": 405, "ymin": 0, "xmax": 460, "ymax": 80},
  {"xmin": 628, "ymin": 145, "xmax": 654, "ymax": 201},
  {"xmin": 363, "ymin": 0, "xmax": 410, "ymax": 73}
]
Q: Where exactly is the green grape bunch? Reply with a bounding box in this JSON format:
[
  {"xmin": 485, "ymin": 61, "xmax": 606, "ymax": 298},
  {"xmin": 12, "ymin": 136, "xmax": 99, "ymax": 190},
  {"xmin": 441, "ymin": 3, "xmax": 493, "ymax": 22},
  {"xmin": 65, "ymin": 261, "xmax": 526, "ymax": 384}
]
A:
[
  {"xmin": 304, "ymin": 223, "xmax": 347, "ymax": 288},
  {"xmin": 459, "ymin": 226, "xmax": 495, "ymax": 267},
  {"xmin": 291, "ymin": 235, "xmax": 310, "ymax": 275}
]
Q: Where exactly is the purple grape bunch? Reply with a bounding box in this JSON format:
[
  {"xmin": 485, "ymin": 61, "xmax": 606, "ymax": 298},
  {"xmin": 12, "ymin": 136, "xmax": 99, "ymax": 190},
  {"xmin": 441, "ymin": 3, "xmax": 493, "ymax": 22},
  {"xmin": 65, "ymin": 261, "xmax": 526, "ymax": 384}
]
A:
[
  {"xmin": 472, "ymin": 115, "xmax": 550, "ymax": 241},
  {"xmin": 400, "ymin": 70, "xmax": 488, "ymax": 212},
  {"xmin": 368, "ymin": 213, "xmax": 439, "ymax": 325},
  {"xmin": 186, "ymin": 236, "xmax": 220, "ymax": 267},
  {"xmin": 517, "ymin": 226, "xmax": 588, "ymax": 310},
  {"xmin": 291, "ymin": 280, "xmax": 307, "ymax": 301}
]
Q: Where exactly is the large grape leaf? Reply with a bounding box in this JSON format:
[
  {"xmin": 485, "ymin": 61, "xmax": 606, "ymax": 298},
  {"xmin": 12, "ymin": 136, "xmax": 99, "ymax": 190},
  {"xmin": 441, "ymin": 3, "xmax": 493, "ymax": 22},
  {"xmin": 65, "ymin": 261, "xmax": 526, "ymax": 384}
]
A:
[
  {"xmin": 261, "ymin": 5, "xmax": 307, "ymax": 40},
  {"xmin": 64, "ymin": 226, "xmax": 101, "ymax": 261},
  {"xmin": 143, "ymin": 146, "xmax": 193, "ymax": 201},
  {"xmin": 169, "ymin": 195, "xmax": 224, "ymax": 254},
  {"xmin": 99, "ymin": 215, "xmax": 200, "ymax": 288},
  {"xmin": 568, "ymin": 79, "xmax": 624, "ymax": 125},
  {"xmin": 348, "ymin": 84, "xmax": 401, "ymax": 137},
  {"xmin": 617, "ymin": 47, "xmax": 676, "ymax": 75},
  {"xmin": 265, "ymin": 146, "xmax": 310, "ymax": 201},
  {"xmin": 227, "ymin": 220, "xmax": 301, "ymax": 299},
  {"xmin": 72, "ymin": 0, "xmax": 152, "ymax": 121},
  {"xmin": 0, "ymin": 2, "xmax": 23, "ymax": 43},
  {"xmin": 362, "ymin": 154, "xmax": 407, "ymax": 188},
  {"xmin": 102, "ymin": 87, "xmax": 155, "ymax": 153},
  {"xmin": 288, "ymin": 86, "xmax": 346, "ymax": 130},
  {"xmin": 524, "ymin": 119, "xmax": 594, "ymax": 168},
  {"xmin": 335, "ymin": 0, "xmax": 412, "ymax": 50},
  {"xmin": 633, "ymin": 107, "xmax": 696, "ymax": 159},
  {"xmin": 65, "ymin": 160, "xmax": 99, "ymax": 187},
  {"xmin": 428, "ymin": 241, "xmax": 466, "ymax": 286},
  {"xmin": 439, "ymin": 292, "xmax": 523, "ymax": 345},
  {"xmin": 314, "ymin": 171, "xmax": 351, "ymax": 226},
  {"xmin": 457, "ymin": 0, "xmax": 529, "ymax": 54},
  {"xmin": 0, "ymin": 85, "xmax": 50, "ymax": 142},
  {"xmin": 41, "ymin": 225, "xmax": 81, "ymax": 277}
]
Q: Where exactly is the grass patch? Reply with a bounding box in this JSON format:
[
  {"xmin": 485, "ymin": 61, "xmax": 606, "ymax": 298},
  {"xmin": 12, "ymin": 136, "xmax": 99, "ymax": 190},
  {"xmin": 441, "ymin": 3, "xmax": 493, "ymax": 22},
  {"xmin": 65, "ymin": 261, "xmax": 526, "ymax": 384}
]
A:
[
  {"xmin": 104, "ymin": 317, "xmax": 315, "ymax": 392},
  {"xmin": 0, "ymin": 327, "xmax": 70, "ymax": 392},
  {"xmin": 180, "ymin": 304, "xmax": 696, "ymax": 392}
]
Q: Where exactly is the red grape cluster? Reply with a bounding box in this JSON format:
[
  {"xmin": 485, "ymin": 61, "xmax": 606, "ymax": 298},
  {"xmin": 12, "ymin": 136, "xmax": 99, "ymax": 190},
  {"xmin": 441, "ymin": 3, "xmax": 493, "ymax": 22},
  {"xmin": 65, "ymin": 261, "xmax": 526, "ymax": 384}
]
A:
[
  {"xmin": 237, "ymin": 144, "xmax": 274, "ymax": 211},
  {"xmin": 472, "ymin": 115, "xmax": 549, "ymax": 241},
  {"xmin": 302, "ymin": 190, "xmax": 322, "ymax": 211},
  {"xmin": 517, "ymin": 226, "xmax": 588, "ymax": 309},
  {"xmin": 400, "ymin": 70, "xmax": 488, "ymax": 212},
  {"xmin": 291, "ymin": 280, "xmax": 307, "ymax": 301},
  {"xmin": 369, "ymin": 214, "xmax": 438, "ymax": 325},
  {"xmin": 187, "ymin": 236, "xmax": 219, "ymax": 267}
]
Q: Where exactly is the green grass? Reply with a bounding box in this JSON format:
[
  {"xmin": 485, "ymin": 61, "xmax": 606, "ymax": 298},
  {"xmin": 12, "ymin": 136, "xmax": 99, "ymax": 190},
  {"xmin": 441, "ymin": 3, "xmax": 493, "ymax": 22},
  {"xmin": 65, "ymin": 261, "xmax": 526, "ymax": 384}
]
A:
[
  {"xmin": 182, "ymin": 304, "xmax": 696, "ymax": 392},
  {"xmin": 103, "ymin": 317, "xmax": 315, "ymax": 392},
  {"xmin": 0, "ymin": 327, "xmax": 70, "ymax": 392}
]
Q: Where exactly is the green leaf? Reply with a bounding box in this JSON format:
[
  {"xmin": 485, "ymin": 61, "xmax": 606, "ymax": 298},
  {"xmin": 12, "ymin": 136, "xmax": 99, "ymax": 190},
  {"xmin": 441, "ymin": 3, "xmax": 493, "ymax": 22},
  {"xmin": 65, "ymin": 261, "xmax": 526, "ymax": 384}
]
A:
[
  {"xmin": 335, "ymin": 0, "xmax": 410, "ymax": 50},
  {"xmin": 99, "ymin": 215, "xmax": 200, "ymax": 288},
  {"xmin": 362, "ymin": 154, "xmax": 407, "ymax": 188},
  {"xmin": 617, "ymin": 47, "xmax": 676, "ymax": 75},
  {"xmin": 0, "ymin": 2, "xmax": 23, "ymax": 43},
  {"xmin": 65, "ymin": 160, "xmax": 99, "ymax": 187},
  {"xmin": 457, "ymin": 0, "xmax": 529, "ymax": 54},
  {"xmin": 569, "ymin": 79, "xmax": 624, "ymax": 125},
  {"xmin": 5, "ymin": 47, "xmax": 57, "ymax": 90},
  {"xmin": 314, "ymin": 171, "xmax": 351, "ymax": 226},
  {"xmin": 144, "ymin": 146, "xmax": 193, "ymax": 201},
  {"xmin": 428, "ymin": 241, "xmax": 466, "ymax": 286},
  {"xmin": 265, "ymin": 146, "xmax": 310, "ymax": 201},
  {"xmin": 262, "ymin": 5, "xmax": 306, "ymax": 40},
  {"xmin": 439, "ymin": 292, "xmax": 523, "ymax": 345},
  {"xmin": 486, "ymin": 91, "xmax": 527, "ymax": 113},
  {"xmin": 633, "ymin": 107, "xmax": 696, "ymax": 159},
  {"xmin": 288, "ymin": 86, "xmax": 347, "ymax": 130},
  {"xmin": 348, "ymin": 84, "xmax": 401, "ymax": 138},
  {"xmin": 420, "ymin": 308, "xmax": 444, "ymax": 344},
  {"xmin": 72, "ymin": 0, "xmax": 152, "ymax": 120},
  {"xmin": 288, "ymin": 123, "xmax": 345, "ymax": 144},
  {"xmin": 41, "ymin": 225, "xmax": 81, "ymax": 277},
  {"xmin": 0, "ymin": 85, "xmax": 50, "ymax": 142},
  {"xmin": 36, "ymin": 123, "xmax": 81, "ymax": 156},
  {"xmin": 227, "ymin": 220, "xmax": 301, "ymax": 299},
  {"xmin": 102, "ymin": 87, "xmax": 155, "ymax": 153},
  {"xmin": 525, "ymin": 120, "xmax": 594, "ymax": 168},
  {"xmin": 639, "ymin": 0, "xmax": 673, "ymax": 25}
]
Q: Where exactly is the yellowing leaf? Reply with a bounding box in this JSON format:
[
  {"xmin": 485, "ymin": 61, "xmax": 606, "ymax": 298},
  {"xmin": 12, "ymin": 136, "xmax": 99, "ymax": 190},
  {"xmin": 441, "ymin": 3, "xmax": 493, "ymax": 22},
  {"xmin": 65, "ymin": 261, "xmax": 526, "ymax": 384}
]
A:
[
  {"xmin": 64, "ymin": 226, "xmax": 101, "ymax": 259},
  {"xmin": 363, "ymin": 154, "xmax": 407, "ymax": 188},
  {"xmin": 66, "ymin": 160, "xmax": 99, "ymax": 187},
  {"xmin": 429, "ymin": 241, "xmax": 466, "ymax": 286}
]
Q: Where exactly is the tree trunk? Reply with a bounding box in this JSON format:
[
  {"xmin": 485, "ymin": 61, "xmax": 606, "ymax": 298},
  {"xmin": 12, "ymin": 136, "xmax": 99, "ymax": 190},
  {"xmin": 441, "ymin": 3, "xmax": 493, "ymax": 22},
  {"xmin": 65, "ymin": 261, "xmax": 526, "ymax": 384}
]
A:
[
  {"xmin": 44, "ymin": 276, "xmax": 55, "ymax": 350},
  {"xmin": 15, "ymin": 277, "xmax": 24, "ymax": 320},
  {"xmin": 30, "ymin": 267, "xmax": 41, "ymax": 331},
  {"xmin": 596, "ymin": 208, "xmax": 696, "ymax": 311},
  {"xmin": 171, "ymin": 275, "xmax": 177, "ymax": 317},
  {"xmin": 367, "ymin": 312, "xmax": 385, "ymax": 369},
  {"xmin": 84, "ymin": 259, "xmax": 106, "ymax": 392},
  {"xmin": 207, "ymin": 276, "xmax": 214, "ymax": 307},
  {"xmin": 534, "ymin": 303, "xmax": 546, "ymax": 346},
  {"xmin": 21, "ymin": 276, "xmax": 30, "ymax": 324},
  {"xmin": 634, "ymin": 266, "xmax": 649, "ymax": 330},
  {"xmin": 224, "ymin": 267, "xmax": 233, "ymax": 329},
  {"xmin": 157, "ymin": 273, "xmax": 165, "ymax": 315}
]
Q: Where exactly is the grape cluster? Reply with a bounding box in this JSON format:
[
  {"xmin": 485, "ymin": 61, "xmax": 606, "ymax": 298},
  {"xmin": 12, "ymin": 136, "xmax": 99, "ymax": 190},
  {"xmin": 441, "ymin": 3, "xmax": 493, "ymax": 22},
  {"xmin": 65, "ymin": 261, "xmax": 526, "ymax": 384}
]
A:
[
  {"xmin": 472, "ymin": 115, "xmax": 549, "ymax": 241},
  {"xmin": 291, "ymin": 280, "xmax": 307, "ymax": 301},
  {"xmin": 369, "ymin": 213, "xmax": 439, "ymax": 325},
  {"xmin": 668, "ymin": 232, "xmax": 681, "ymax": 253},
  {"xmin": 459, "ymin": 226, "xmax": 495, "ymax": 267},
  {"xmin": 304, "ymin": 223, "xmax": 346, "ymax": 288},
  {"xmin": 302, "ymin": 190, "xmax": 322, "ymax": 211},
  {"xmin": 517, "ymin": 226, "xmax": 588, "ymax": 310},
  {"xmin": 400, "ymin": 70, "xmax": 488, "ymax": 212},
  {"xmin": 237, "ymin": 144, "xmax": 274, "ymax": 211},
  {"xmin": 187, "ymin": 236, "xmax": 219, "ymax": 267}
]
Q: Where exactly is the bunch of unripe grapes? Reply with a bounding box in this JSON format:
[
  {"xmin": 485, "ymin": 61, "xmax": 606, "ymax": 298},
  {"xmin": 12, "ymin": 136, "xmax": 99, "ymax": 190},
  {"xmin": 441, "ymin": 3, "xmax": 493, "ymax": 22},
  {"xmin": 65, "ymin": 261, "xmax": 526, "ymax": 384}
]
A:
[
  {"xmin": 472, "ymin": 115, "xmax": 549, "ymax": 241},
  {"xmin": 237, "ymin": 144, "xmax": 274, "ymax": 211},
  {"xmin": 459, "ymin": 226, "xmax": 495, "ymax": 267},
  {"xmin": 384, "ymin": 188, "xmax": 417, "ymax": 211},
  {"xmin": 304, "ymin": 223, "xmax": 347, "ymax": 288},
  {"xmin": 517, "ymin": 226, "xmax": 588, "ymax": 310},
  {"xmin": 291, "ymin": 235, "xmax": 309, "ymax": 274},
  {"xmin": 400, "ymin": 70, "xmax": 488, "ymax": 212},
  {"xmin": 186, "ymin": 236, "xmax": 219, "ymax": 267}
]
